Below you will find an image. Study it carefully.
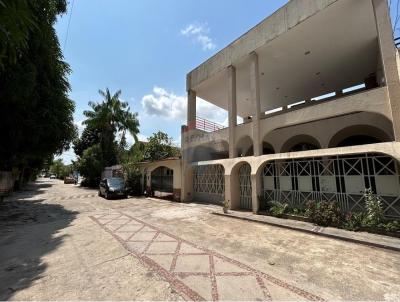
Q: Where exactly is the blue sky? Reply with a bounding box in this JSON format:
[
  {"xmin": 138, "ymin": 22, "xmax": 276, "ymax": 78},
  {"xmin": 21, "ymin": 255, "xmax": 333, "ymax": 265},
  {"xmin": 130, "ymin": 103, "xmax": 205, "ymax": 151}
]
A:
[
  {"xmin": 55, "ymin": 0, "xmax": 289, "ymax": 163},
  {"xmin": 56, "ymin": 0, "xmax": 400, "ymax": 164}
]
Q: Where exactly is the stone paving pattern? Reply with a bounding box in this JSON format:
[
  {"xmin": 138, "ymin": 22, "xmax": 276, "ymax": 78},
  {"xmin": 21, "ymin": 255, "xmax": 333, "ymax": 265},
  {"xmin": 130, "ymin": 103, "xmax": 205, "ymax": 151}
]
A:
[{"xmin": 91, "ymin": 212, "xmax": 324, "ymax": 301}]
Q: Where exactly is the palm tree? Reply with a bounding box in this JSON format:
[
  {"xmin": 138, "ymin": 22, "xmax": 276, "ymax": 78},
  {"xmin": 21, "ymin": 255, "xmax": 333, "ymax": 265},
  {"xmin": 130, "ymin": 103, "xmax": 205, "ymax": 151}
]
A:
[{"xmin": 83, "ymin": 88, "xmax": 140, "ymax": 165}]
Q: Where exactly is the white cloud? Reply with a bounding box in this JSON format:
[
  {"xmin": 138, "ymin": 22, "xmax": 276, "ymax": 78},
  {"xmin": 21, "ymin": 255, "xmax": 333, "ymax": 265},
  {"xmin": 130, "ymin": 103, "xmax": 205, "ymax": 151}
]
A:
[
  {"xmin": 141, "ymin": 86, "xmax": 186, "ymax": 120},
  {"xmin": 141, "ymin": 86, "xmax": 227, "ymax": 125},
  {"xmin": 180, "ymin": 23, "xmax": 216, "ymax": 51},
  {"xmin": 123, "ymin": 132, "xmax": 148, "ymax": 148}
]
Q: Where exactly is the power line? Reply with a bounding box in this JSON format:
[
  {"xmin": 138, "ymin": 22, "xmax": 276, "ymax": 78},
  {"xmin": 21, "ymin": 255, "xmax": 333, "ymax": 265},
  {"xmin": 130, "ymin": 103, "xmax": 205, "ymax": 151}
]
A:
[{"xmin": 63, "ymin": 0, "xmax": 75, "ymax": 53}]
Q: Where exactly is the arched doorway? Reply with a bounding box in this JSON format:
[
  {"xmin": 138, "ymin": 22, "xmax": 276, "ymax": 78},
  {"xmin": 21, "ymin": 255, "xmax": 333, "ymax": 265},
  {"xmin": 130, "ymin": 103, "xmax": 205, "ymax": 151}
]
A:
[
  {"xmin": 151, "ymin": 166, "xmax": 173, "ymax": 194},
  {"xmin": 238, "ymin": 163, "xmax": 252, "ymax": 210}
]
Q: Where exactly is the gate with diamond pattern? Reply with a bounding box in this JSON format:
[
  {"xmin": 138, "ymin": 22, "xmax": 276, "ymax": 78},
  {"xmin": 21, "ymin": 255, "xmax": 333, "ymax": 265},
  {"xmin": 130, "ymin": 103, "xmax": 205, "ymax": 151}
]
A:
[
  {"xmin": 193, "ymin": 164, "xmax": 225, "ymax": 204},
  {"xmin": 239, "ymin": 163, "xmax": 252, "ymax": 210}
]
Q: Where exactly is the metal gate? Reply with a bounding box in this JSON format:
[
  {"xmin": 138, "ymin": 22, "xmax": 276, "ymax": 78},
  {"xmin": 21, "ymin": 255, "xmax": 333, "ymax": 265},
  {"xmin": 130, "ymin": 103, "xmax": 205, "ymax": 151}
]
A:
[
  {"xmin": 151, "ymin": 167, "xmax": 173, "ymax": 192},
  {"xmin": 261, "ymin": 154, "xmax": 400, "ymax": 218},
  {"xmin": 239, "ymin": 163, "xmax": 252, "ymax": 210},
  {"xmin": 193, "ymin": 164, "xmax": 225, "ymax": 204}
]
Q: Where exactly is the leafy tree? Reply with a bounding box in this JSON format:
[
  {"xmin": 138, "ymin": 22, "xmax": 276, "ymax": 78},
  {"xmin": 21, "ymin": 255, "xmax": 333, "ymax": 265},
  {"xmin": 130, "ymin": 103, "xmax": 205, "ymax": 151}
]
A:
[
  {"xmin": 75, "ymin": 144, "xmax": 104, "ymax": 187},
  {"xmin": 83, "ymin": 88, "xmax": 140, "ymax": 166},
  {"xmin": 0, "ymin": 0, "xmax": 35, "ymax": 69},
  {"xmin": 73, "ymin": 125, "xmax": 101, "ymax": 157},
  {"xmin": 0, "ymin": 0, "xmax": 75, "ymax": 184},
  {"xmin": 143, "ymin": 131, "xmax": 180, "ymax": 161},
  {"xmin": 49, "ymin": 159, "xmax": 65, "ymax": 178},
  {"xmin": 49, "ymin": 158, "xmax": 73, "ymax": 179}
]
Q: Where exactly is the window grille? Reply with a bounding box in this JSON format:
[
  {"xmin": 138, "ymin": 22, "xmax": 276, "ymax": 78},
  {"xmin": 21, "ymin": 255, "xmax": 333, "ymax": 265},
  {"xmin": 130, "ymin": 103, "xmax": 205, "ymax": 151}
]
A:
[
  {"xmin": 261, "ymin": 154, "xmax": 400, "ymax": 218},
  {"xmin": 239, "ymin": 163, "xmax": 252, "ymax": 210},
  {"xmin": 193, "ymin": 165, "xmax": 225, "ymax": 202}
]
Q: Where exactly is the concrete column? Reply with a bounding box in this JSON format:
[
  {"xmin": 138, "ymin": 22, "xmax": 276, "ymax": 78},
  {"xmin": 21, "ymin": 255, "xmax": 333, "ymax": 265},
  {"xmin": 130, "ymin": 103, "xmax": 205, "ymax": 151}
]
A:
[
  {"xmin": 187, "ymin": 90, "xmax": 196, "ymax": 130},
  {"xmin": 228, "ymin": 65, "xmax": 237, "ymax": 158},
  {"xmin": 225, "ymin": 172, "xmax": 240, "ymax": 209},
  {"xmin": 251, "ymin": 173, "xmax": 261, "ymax": 213},
  {"xmin": 373, "ymin": 0, "xmax": 400, "ymax": 140},
  {"xmin": 224, "ymin": 174, "xmax": 233, "ymax": 209},
  {"xmin": 180, "ymin": 126, "xmax": 193, "ymax": 202},
  {"xmin": 249, "ymin": 52, "xmax": 262, "ymax": 156}
]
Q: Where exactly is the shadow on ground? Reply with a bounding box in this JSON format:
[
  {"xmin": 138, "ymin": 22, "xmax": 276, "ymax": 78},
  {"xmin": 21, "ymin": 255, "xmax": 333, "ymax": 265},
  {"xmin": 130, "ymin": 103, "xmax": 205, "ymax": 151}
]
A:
[{"xmin": 0, "ymin": 181, "xmax": 78, "ymax": 300}]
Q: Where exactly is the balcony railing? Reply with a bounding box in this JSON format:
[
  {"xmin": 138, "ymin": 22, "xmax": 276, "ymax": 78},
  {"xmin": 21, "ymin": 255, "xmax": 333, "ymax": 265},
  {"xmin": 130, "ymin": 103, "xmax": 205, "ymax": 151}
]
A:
[{"xmin": 195, "ymin": 116, "xmax": 226, "ymax": 132}]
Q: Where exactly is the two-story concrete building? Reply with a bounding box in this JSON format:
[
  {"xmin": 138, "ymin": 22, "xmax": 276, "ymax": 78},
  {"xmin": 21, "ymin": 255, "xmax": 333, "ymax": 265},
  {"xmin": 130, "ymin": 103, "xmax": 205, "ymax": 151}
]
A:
[{"xmin": 180, "ymin": 0, "xmax": 400, "ymax": 218}]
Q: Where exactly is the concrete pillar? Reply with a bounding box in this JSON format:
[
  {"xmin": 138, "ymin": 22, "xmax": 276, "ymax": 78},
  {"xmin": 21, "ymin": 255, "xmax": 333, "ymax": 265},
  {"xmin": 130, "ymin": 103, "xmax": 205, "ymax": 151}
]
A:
[
  {"xmin": 249, "ymin": 52, "xmax": 262, "ymax": 156},
  {"xmin": 180, "ymin": 126, "xmax": 193, "ymax": 202},
  {"xmin": 187, "ymin": 90, "xmax": 196, "ymax": 130},
  {"xmin": 224, "ymin": 174, "xmax": 233, "ymax": 209},
  {"xmin": 228, "ymin": 65, "xmax": 237, "ymax": 158},
  {"xmin": 251, "ymin": 173, "xmax": 261, "ymax": 213},
  {"xmin": 226, "ymin": 172, "xmax": 240, "ymax": 209},
  {"xmin": 372, "ymin": 0, "xmax": 400, "ymax": 140}
]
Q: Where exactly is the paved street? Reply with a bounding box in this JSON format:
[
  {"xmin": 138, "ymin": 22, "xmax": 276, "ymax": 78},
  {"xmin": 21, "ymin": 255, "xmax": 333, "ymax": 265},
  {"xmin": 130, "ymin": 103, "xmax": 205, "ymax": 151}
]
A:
[{"xmin": 1, "ymin": 179, "xmax": 400, "ymax": 301}]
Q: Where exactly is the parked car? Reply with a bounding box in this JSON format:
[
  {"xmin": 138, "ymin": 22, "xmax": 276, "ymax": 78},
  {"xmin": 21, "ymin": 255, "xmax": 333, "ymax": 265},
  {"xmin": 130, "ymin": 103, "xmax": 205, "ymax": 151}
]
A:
[
  {"xmin": 64, "ymin": 176, "xmax": 76, "ymax": 184},
  {"xmin": 49, "ymin": 174, "xmax": 56, "ymax": 179},
  {"xmin": 99, "ymin": 177, "xmax": 128, "ymax": 199}
]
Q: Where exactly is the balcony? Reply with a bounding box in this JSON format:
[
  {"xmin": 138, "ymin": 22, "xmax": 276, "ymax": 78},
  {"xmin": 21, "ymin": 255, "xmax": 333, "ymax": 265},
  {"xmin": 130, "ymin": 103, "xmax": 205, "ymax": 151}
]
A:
[{"xmin": 195, "ymin": 116, "xmax": 226, "ymax": 133}]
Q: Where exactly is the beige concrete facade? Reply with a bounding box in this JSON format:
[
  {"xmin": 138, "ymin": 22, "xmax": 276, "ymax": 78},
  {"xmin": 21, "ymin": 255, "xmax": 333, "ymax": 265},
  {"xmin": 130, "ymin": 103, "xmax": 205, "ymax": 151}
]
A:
[{"xmin": 181, "ymin": 0, "xmax": 400, "ymax": 217}]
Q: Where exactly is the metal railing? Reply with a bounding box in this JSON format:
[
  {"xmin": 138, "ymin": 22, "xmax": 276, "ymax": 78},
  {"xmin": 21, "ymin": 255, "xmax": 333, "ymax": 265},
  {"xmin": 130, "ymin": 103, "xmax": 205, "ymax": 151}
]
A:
[
  {"xmin": 195, "ymin": 116, "xmax": 226, "ymax": 132},
  {"xmin": 395, "ymin": 37, "xmax": 400, "ymax": 48}
]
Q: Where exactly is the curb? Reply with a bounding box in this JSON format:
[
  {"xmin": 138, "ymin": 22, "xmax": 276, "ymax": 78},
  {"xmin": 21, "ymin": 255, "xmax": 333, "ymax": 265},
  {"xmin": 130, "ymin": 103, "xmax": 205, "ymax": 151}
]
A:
[{"xmin": 212, "ymin": 212, "xmax": 400, "ymax": 253}]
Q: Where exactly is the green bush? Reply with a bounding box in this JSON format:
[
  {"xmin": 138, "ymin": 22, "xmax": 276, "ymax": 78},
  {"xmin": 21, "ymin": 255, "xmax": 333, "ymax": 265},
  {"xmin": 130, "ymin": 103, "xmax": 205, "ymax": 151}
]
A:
[
  {"xmin": 379, "ymin": 220, "xmax": 400, "ymax": 233},
  {"xmin": 288, "ymin": 207, "xmax": 307, "ymax": 216},
  {"xmin": 342, "ymin": 212, "xmax": 366, "ymax": 231},
  {"xmin": 305, "ymin": 200, "xmax": 343, "ymax": 227},
  {"xmin": 363, "ymin": 188, "xmax": 384, "ymax": 227},
  {"xmin": 125, "ymin": 168, "xmax": 142, "ymax": 196},
  {"xmin": 268, "ymin": 201, "xmax": 289, "ymax": 217}
]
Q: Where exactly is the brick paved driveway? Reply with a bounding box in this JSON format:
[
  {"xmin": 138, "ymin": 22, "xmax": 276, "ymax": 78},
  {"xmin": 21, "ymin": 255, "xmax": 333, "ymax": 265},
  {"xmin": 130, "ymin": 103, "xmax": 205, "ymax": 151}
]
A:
[
  {"xmin": 91, "ymin": 212, "xmax": 323, "ymax": 301},
  {"xmin": 1, "ymin": 179, "xmax": 399, "ymax": 301}
]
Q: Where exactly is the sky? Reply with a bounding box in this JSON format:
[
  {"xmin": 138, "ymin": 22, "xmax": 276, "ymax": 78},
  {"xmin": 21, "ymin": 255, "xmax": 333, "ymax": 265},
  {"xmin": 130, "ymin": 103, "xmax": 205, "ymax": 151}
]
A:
[{"xmin": 55, "ymin": 0, "xmax": 289, "ymax": 163}]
